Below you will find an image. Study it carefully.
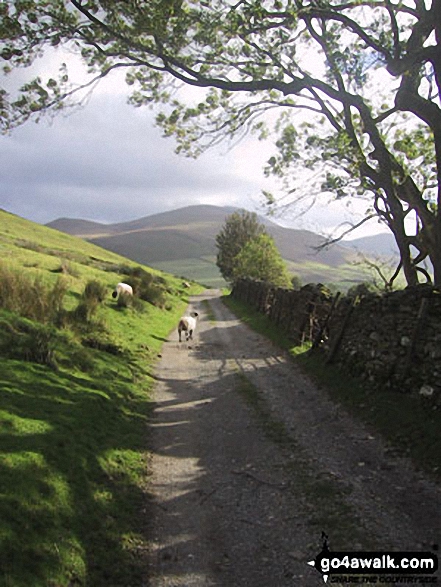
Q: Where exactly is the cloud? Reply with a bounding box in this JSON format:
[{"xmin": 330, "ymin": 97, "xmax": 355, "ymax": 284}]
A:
[
  {"xmin": 0, "ymin": 81, "xmax": 267, "ymax": 224},
  {"xmin": 0, "ymin": 50, "xmax": 387, "ymax": 238}
]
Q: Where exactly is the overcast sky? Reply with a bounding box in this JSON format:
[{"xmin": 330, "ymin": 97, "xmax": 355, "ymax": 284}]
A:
[{"xmin": 0, "ymin": 49, "xmax": 382, "ymax": 238}]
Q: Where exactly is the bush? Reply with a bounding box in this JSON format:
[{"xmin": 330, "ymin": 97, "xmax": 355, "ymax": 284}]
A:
[
  {"xmin": 291, "ymin": 274, "xmax": 303, "ymax": 290},
  {"xmin": 0, "ymin": 263, "xmax": 68, "ymax": 324},
  {"xmin": 84, "ymin": 280, "xmax": 107, "ymax": 303},
  {"xmin": 71, "ymin": 280, "xmax": 107, "ymax": 323},
  {"xmin": 0, "ymin": 312, "xmax": 61, "ymax": 368},
  {"xmin": 119, "ymin": 267, "xmax": 168, "ymax": 307},
  {"xmin": 82, "ymin": 334, "xmax": 123, "ymax": 355},
  {"xmin": 138, "ymin": 283, "xmax": 166, "ymax": 307},
  {"xmin": 0, "ymin": 310, "xmax": 104, "ymax": 372},
  {"xmin": 347, "ymin": 282, "xmax": 376, "ymax": 298},
  {"xmin": 232, "ymin": 234, "xmax": 292, "ymax": 288}
]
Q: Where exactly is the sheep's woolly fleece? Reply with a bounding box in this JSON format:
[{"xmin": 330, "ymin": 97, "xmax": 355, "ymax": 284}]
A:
[
  {"xmin": 178, "ymin": 312, "xmax": 198, "ymax": 342},
  {"xmin": 112, "ymin": 282, "xmax": 133, "ymax": 299}
]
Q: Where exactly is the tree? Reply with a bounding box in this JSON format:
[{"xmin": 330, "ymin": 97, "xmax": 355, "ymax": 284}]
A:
[
  {"xmin": 291, "ymin": 274, "xmax": 302, "ymax": 291},
  {"xmin": 351, "ymin": 253, "xmax": 407, "ymax": 293},
  {"xmin": 215, "ymin": 210, "xmax": 267, "ymax": 282},
  {"xmin": 1, "ymin": 1, "xmax": 440, "ymax": 284},
  {"xmin": 232, "ymin": 233, "xmax": 292, "ymax": 288}
]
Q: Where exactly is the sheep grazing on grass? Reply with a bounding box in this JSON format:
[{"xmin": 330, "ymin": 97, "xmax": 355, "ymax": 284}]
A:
[
  {"xmin": 178, "ymin": 312, "xmax": 199, "ymax": 342},
  {"xmin": 112, "ymin": 282, "xmax": 133, "ymax": 299}
]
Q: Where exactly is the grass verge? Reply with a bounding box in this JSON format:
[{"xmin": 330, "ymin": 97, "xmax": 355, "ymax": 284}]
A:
[
  {"xmin": 224, "ymin": 294, "xmax": 441, "ymax": 482},
  {"xmin": 0, "ymin": 302, "xmax": 191, "ymax": 587}
]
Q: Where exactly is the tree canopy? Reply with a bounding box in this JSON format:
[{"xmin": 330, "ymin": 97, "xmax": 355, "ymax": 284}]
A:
[
  {"xmin": 232, "ymin": 233, "xmax": 292, "ymax": 288},
  {"xmin": 215, "ymin": 210, "xmax": 267, "ymax": 282},
  {"xmin": 1, "ymin": 1, "xmax": 440, "ymax": 284}
]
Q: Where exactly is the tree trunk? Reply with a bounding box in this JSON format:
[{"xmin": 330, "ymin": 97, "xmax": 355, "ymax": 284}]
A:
[
  {"xmin": 432, "ymin": 202, "xmax": 441, "ymax": 286},
  {"xmin": 433, "ymin": 124, "xmax": 441, "ymax": 285}
]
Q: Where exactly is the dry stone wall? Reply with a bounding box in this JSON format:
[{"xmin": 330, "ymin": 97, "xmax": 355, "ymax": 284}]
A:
[
  {"xmin": 231, "ymin": 278, "xmax": 441, "ymax": 401},
  {"xmin": 231, "ymin": 279, "xmax": 335, "ymax": 346}
]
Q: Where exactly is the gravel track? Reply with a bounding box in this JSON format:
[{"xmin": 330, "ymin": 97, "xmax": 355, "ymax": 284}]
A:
[{"xmin": 145, "ymin": 290, "xmax": 440, "ymax": 587}]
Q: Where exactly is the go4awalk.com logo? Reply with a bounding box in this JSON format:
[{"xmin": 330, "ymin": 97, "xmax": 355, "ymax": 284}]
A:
[{"xmin": 307, "ymin": 535, "xmax": 438, "ymax": 584}]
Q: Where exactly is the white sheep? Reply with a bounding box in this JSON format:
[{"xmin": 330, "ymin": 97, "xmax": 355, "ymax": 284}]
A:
[
  {"xmin": 112, "ymin": 282, "xmax": 133, "ymax": 299},
  {"xmin": 178, "ymin": 312, "xmax": 199, "ymax": 342}
]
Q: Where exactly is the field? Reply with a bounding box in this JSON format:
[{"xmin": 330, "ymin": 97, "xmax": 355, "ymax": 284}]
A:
[
  {"xmin": 284, "ymin": 258, "xmax": 368, "ymax": 290},
  {"xmin": 0, "ymin": 210, "xmax": 203, "ymax": 587},
  {"xmin": 148, "ymin": 255, "xmax": 226, "ymax": 288}
]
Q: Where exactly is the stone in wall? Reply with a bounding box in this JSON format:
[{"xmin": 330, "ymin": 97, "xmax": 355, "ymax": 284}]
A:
[{"xmin": 231, "ymin": 279, "xmax": 441, "ymax": 401}]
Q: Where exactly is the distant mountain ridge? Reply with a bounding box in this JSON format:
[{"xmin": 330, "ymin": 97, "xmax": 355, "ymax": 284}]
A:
[
  {"xmin": 47, "ymin": 205, "xmax": 239, "ymax": 237},
  {"xmin": 46, "ymin": 205, "xmax": 387, "ymax": 287},
  {"xmin": 344, "ymin": 233, "xmax": 399, "ymax": 257}
]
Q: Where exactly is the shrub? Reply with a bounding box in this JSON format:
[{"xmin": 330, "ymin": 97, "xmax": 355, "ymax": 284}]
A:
[
  {"xmin": 0, "ymin": 312, "xmax": 60, "ymax": 368},
  {"xmin": 71, "ymin": 280, "xmax": 107, "ymax": 324},
  {"xmin": 138, "ymin": 283, "xmax": 166, "ymax": 307},
  {"xmin": 82, "ymin": 334, "xmax": 123, "ymax": 355},
  {"xmin": 291, "ymin": 274, "xmax": 303, "ymax": 290},
  {"xmin": 124, "ymin": 267, "xmax": 168, "ymax": 307},
  {"xmin": 83, "ymin": 280, "xmax": 107, "ymax": 303},
  {"xmin": 0, "ymin": 263, "xmax": 68, "ymax": 324},
  {"xmin": 347, "ymin": 282, "xmax": 376, "ymax": 298},
  {"xmin": 105, "ymin": 266, "xmax": 169, "ymax": 308},
  {"xmin": 232, "ymin": 234, "xmax": 292, "ymax": 288}
]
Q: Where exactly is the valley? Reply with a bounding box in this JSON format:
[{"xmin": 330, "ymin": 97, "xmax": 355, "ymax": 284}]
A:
[{"xmin": 47, "ymin": 204, "xmax": 393, "ymax": 289}]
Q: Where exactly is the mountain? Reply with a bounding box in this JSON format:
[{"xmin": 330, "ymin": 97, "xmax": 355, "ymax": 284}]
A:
[
  {"xmin": 343, "ymin": 233, "xmax": 399, "ymax": 258},
  {"xmin": 47, "ymin": 205, "xmax": 365, "ymax": 288},
  {"xmin": 46, "ymin": 205, "xmax": 238, "ymax": 237},
  {"xmin": 43, "ymin": 217, "xmax": 117, "ymax": 238}
]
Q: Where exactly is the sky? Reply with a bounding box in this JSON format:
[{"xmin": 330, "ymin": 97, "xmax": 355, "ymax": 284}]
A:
[{"xmin": 0, "ymin": 47, "xmax": 383, "ymax": 239}]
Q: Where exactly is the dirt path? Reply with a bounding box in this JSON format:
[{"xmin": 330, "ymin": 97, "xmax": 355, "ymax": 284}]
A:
[{"xmin": 145, "ymin": 290, "xmax": 440, "ymax": 586}]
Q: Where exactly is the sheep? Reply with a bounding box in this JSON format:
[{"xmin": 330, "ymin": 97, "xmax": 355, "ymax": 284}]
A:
[
  {"xmin": 112, "ymin": 282, "xmax": 133, "ymax": 299},
  {"xmin": 178, "ymin": 312, "xmax": 199, "ymax": 342}
]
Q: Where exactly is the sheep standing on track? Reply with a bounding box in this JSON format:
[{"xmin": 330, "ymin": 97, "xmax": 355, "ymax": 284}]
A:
[
  {"xmin": 112, "ymin": 282, "xmax": 133, "ymax": 299},
  {"xmin": 178, "ymin": 312, "xmax": 199, "ymax": 342}
]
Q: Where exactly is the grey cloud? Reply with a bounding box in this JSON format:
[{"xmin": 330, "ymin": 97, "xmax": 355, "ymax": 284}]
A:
[
  {"xmin": 1, "ymin": 51, "xmax": 386, "ymax": 239},
  {"xmin": 0, "ymin": 91, "xmax": 260, "ymax": 224}
]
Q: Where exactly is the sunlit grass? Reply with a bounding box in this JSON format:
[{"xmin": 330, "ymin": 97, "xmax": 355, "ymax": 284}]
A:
[
  {"xmin": 0, "ymin": 209, "xmax": 203, "ymax": 586},
  {"xmin": 151, "ymin": 256, "xmax": 226, "ymax": 288}
]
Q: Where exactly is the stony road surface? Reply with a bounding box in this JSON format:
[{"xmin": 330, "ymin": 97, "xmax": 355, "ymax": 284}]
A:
[{"xmin": 145, "ymin": 291, "xmax": 440, "ymax": 587}]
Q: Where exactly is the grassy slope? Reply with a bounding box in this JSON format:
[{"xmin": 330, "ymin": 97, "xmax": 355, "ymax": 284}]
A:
[{"xmin": 0, "ymin": 210, "xmax": 203, "ymax": 587}]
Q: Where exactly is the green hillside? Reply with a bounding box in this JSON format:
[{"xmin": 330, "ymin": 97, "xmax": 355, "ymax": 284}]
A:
[{"xmin": 0, "ymin": 209, "xmax": 203, "ymax": 587}]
